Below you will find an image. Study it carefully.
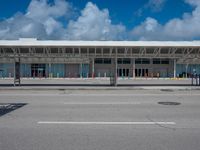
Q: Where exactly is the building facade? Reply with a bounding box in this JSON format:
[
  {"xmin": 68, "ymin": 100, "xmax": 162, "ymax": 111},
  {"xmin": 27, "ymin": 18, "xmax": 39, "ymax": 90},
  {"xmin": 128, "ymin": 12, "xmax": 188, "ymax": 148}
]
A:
[{"xmin": 0, "ymin": 38, "xmax": 200, "ymax": 80}]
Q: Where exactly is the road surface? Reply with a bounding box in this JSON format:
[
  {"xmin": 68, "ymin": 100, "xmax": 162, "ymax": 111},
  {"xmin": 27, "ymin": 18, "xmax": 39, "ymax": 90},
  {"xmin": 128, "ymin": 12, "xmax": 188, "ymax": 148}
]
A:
[{"xmin": 0, "ymin": 89, "xmax": 200, "ymax": 150}]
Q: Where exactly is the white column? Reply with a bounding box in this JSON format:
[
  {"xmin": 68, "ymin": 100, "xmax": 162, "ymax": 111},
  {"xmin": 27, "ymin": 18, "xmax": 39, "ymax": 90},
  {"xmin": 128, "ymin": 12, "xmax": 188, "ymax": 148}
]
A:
[{"xmin": 174, "ymin": 59, "xmax": 176, "ymax": 78}]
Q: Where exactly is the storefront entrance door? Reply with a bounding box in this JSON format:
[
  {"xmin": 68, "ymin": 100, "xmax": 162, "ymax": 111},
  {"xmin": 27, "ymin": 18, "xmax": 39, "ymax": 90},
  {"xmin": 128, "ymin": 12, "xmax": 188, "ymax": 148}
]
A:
[{"xmin": 31, "ymin": 64, "xmax": 46, "ymax": 77}]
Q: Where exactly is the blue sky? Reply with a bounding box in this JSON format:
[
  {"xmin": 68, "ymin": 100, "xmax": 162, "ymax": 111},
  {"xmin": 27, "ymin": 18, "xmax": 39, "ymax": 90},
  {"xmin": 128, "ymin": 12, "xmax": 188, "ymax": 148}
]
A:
[{"xmin": 0, "ymin": 0, "xmax": 199, "ymax": 40}]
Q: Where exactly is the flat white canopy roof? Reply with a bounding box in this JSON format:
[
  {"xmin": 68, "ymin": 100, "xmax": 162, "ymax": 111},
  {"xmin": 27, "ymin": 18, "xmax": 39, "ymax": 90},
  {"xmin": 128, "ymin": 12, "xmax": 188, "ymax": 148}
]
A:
[{"xmin": 1, "ymin": 38, "xmax": 200, "ymax": 47}]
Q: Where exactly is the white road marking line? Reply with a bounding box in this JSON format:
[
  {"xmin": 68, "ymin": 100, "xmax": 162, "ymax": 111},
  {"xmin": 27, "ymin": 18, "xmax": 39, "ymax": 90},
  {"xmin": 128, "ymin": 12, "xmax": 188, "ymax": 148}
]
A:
[
  {"xmin": 38, "ymin": 121, "xmax": 176, "ymax": 125},
  {"xmin": 57, "ymin": 93, "xmax": 200, "ymax": 96},
  {"xmin": 0, "ymin": 93, "xmax": 200, "ymax": 96},
  {"xmin": 63, "ymin": 102, "xmax": 141, "ymax": 105}
]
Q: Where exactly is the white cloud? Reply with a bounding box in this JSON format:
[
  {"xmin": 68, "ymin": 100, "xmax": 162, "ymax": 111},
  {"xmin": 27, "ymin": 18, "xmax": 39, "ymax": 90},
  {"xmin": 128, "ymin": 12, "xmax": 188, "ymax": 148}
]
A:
[
  {"xmin": 135, "ymin": 0, "xmax": 166, "ymax": 16},
  {"xmin": 0, "ymin": 0, "xmax": 71, "ymax": 40},
  {"xmin": 131, "ymin": 17, "xmax": 163, "ymax": 40},
  {"xmin": 131, "ymin": 0, "xmax": 200, "ymax": 40},
  {"xmin": 0, "ymin": 1, "xmax": 125, "ymax": 40},
  {"xmin": 185, "ymin": 0, "xmax": 200, "ymax": 6},
  {"xmin": 1, "ymin": 0, "xmax": 200, "ymax": 41},
  {"xmin": 44, "ymin": 17, "xmax": 61, "ymax": 35},
  {"xmin": 147, "ymin": 0, "xmax": 166, "ymax": 12},
  {"xmin": 26, "ymin": 0, "xmax": 70, "ymax": 20},
  {"xmin": 65, "ymin": 2, "xmax": 126, "ymax": 40},
  {"xmin": 26, "ymin": 0, "xmax": 71, "ymax": 36},
  {"xmin": 0, "ymin": 13, "xmax": 47, "ymax": 39}
]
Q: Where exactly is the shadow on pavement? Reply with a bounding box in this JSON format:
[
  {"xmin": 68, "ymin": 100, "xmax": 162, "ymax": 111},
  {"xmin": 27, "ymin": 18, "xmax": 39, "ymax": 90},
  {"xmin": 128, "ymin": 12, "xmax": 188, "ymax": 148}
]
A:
[{"xmin": 0, "ymin": 103, "xmax": 27, "ymax": 117}]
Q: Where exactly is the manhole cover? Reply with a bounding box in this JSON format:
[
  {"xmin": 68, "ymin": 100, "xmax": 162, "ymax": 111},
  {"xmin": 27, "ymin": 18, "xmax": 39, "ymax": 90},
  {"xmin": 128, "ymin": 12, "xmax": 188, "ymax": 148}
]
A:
[
  {"xmin": 158, "ymin": 102, "xmax": 181, "ymax": 105},
  {"xmin": 0, "ymin": 103, "xmax": 27, "ymax": 117}
]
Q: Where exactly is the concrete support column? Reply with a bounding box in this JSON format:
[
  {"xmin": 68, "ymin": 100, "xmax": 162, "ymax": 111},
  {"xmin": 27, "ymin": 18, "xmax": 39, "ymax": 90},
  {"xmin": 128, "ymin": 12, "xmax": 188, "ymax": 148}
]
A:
[
  {"xmin": 132, "ymin": 58, "xmax": 135, "ymax": 78},
  {"xmin": 186, "ymin": 64, "xmax": 189, "ymax": 78},
  {"xmin": 13, "ymin": 61, "xmax": 15, "ymax": 86},
  {"xmin": 80, "ymin": 63, "xmax": 82, "ymax": 78},
  {"xmin": 174, "ymin": 59, "xmax": 176, "ymax": 78},
  {"xmin": 92, "ymin": 58, "xmax": 95, "ymax": 78},
  {"xmin": 49, "ymin": 63, "xmax": 51, "ymax": 78},
  {"xmin": 14, "ymin": 58, "xmax": 21, "ymax": 86},
  {"xmin": 110, "ymin": 57, "xmax": 118, "ymax": 86},
  {"xmin": 115, "ymin": 57, "xmax": 118, "ymax": 81},
  {"xmin": 114, "ymin": 56, "xmax": 118, "ymax": 86}
]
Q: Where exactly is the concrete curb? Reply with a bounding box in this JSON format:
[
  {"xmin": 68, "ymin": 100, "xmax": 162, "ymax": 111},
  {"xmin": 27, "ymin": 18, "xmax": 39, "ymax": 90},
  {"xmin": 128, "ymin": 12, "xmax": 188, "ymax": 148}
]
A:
[{"xmin": 0, "ymin": 86, "xmax": 199, "ymax": 91}]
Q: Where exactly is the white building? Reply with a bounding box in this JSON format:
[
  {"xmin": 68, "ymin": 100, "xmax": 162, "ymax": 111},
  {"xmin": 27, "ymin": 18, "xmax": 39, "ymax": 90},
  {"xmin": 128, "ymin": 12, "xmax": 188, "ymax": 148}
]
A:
[{"xmin": 0, "ymin": 38, "xmax": 200, "ymax": 85}]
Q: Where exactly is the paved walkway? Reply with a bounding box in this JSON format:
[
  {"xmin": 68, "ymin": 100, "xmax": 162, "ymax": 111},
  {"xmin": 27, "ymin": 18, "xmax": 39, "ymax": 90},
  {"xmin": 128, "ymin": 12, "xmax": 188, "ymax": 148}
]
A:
[
  {"xmin": 0, "ymin": 77, "xmax": 193, "ymax": 85},
  {"xmin": 0, "ymin": 78, "xmax": 199, "ymax": 90}
]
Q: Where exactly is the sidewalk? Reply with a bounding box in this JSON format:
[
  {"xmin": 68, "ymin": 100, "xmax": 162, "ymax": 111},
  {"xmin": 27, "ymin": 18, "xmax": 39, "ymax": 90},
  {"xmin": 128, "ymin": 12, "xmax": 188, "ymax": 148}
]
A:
[
  {"xmin": 0, "ymin": 77, "xmax": 193, "ymax": 84},
  {"xmin": 0, "ymin": 78, "xmax": 199, "ymax": 91}
]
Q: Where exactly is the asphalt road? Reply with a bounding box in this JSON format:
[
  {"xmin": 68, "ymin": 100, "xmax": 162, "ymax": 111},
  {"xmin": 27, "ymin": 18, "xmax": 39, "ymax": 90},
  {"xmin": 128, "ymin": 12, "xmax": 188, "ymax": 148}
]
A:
[{"xmin": 0, "ymin": 89, "xmax": 200, "ymax": 150}]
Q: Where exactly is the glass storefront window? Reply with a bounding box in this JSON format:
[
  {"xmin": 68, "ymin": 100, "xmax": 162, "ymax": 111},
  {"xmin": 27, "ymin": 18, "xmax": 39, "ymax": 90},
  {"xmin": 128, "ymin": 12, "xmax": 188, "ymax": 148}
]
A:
[
  {"xmin": 142, "ymin": 59, "xmax": 150, "ymax": 64},
  {"xmin": 103, "ymin": 58, "xmax": 111, "ymax": 64},
  {"xmin": 161, "ymin": 59, "xmax": 169, "ymax": 64},
  {"xmin": 153, "ymin": 59, "xmax": 161, "ymax": 64},
  {"xmin": 135, "ymin": 58, "xmax": 142, "ymax": 64}
]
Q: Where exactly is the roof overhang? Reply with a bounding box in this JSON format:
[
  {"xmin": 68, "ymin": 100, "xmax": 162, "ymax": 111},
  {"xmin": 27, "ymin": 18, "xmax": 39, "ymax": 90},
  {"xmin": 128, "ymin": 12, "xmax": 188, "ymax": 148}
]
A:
[{"xmin": 1, "ymin": 39, "xmax": 200, "ymax": 47}]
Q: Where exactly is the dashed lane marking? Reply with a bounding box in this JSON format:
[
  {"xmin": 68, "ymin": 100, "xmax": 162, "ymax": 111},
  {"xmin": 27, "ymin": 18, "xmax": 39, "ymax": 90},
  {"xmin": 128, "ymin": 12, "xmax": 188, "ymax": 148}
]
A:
[
  {"xmin": 38, "ymin": 121, "xmax": 176, "ymax": 125},
  {"xmin": 63, "ymin": 102, "xmax": 141, "ymax": 105}
]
